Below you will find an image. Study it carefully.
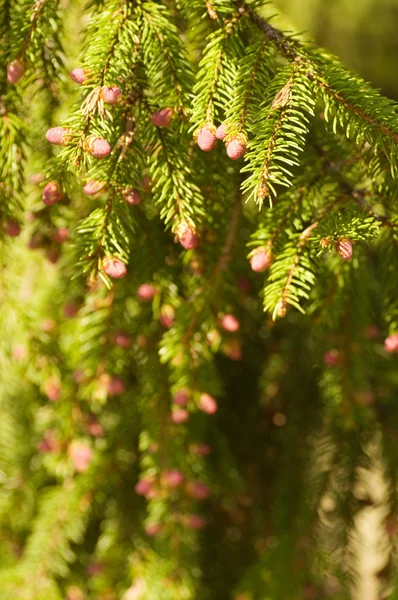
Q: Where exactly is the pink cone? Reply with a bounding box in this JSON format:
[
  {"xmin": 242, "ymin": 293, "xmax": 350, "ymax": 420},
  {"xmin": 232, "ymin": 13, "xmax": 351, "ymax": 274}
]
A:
[
  {"xmin": 151, "ymin": 107, "xmax": 174, "ymax": 127},
  {"xmin": 87, "ymin": 419, "xmax": 103, "ymax": 437},
  {"xmin": 106, "ymin": 376, "xmax": 125, "ymax": 395},
  {"xmin": 199, "ymin": 393, "xmax": 218, "ymax": 414},
  {"xmin": 70, "ymin": 68, "xmax": 86, "ymax": 84},
  {"xmin": 85, "ymin": 135, "xmax": 111, "ymax": 158},
  {"xmin": 114, "ymin": 332, "xmax": 132, "ymax": 348},
  {"xmin": 7, "ymin": 60, "xmax": 25, "ymax": 84},
  {"xmin": 159, "ymin": 305, "xmax": 175, "ymax": 328},
  {"xmin": 335, "ymin": 239, "xmax": 353, "ymax": 261},
  {"xmin": 101, "ymin": 86, "xmax": 122, "ymax": 104},
  {"xmin": 226, "ymin": 136, "xmax": 247, "ymax": 160},
  {"xmin": 3, "ymin": 220, "xmax": 20, "ymax": 237},
  {"xmin": 187, "ymin": 482, "xmax": 210, "ymax": 500},
  {"xmin": 222, "ymin": 339, "xmax": 242, "ymax": 361},
  {"xmin": 192, "ymin": 443, "xmax": 212, "ymax": 456},
  {"xmin": 163, "ymin": 470, "xmax": 185, "ymax": 489},
  {"xmin": 250, "ymin": 246, "xmax": 272, "ymax": 272},
  {"xmin": 385, "ymin": 334, "xmax": 398, "ymax": 353},
  {"xmin": 173, "ymin": 389, "xmax": 189, "ymax": 406},
  {"xmin": 44, "ymin": 379, "xmax": 61, "ymax": 402},
  {"xmin": 215, "ymin": 123, "xmax": 228, "ymax": 140},
  {"xmin": 137, "ymin": 283, "xmax": 157, "ymax": 301},
  {"xmin": 135, "ymin": 478, "xmax": 154, "ymax": 496},
  {"xmin": 323, "ymin": 349, "xmax": 341, "ymax": 366},
  {"xmin": 53, "ymin": 227, "xmax": 69, "ymax": 243},
  {"xmin": 176, "ymin": 221, "xmax": 199, "ymax": 249},
  {"xmin": 185, "ymin": 514, "xmax": 206, "ymax": 530},
  {"xmin": 145, "ymin": 523, "xmax": 162, "ymax": 537},
  {"xmin": 197, "ymin": 125, "xmax": 217, "ymax": 152},
  {"xmin": 171, "ymin": 409, "xmax": 189, "ymax": 424},
  {"xmin": 45, "ymin": 126, "xmax": 73, "ymax": 145},
  {"xmin": 124, "ymin": 189, "xmax": 142, "ymax": 205},
  {"xmin": 220, "ymin": 314, "xmax": 240, "ymax": 332},
  {"xmin": 63, "ymin": 301, "xmax": 79, "ymax": 318},
  {"xmin": 83, "ymin": 180, "xmax": 106, "ymax": 196},
  {"xmin": 68, "ymin": 441, "xmax": 93, "ymax": 473},
  {"xmin": 43, "ymin": 181, "xmax": 63, "ymax": 205},
  {"xmin": 102, "ymin": 256, "xmax": 127, "ymax": 278}
]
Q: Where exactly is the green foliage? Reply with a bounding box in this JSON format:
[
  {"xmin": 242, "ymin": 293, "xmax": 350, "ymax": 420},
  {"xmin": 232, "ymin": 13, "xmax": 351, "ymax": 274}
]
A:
[{"xmin": 2, "ymin": 1, "xmax": 398, "ymax": 599}]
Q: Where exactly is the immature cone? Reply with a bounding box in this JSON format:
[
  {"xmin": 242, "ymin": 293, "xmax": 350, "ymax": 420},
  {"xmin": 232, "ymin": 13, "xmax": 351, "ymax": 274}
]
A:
[
  {"xmin": 163, "ymin": 470, "xmax": 185, "ymax": 489},
  {"xmin": 226, "ymin": 134, "xmax": 247, "ymax": 160},
  {"xmin": 70, "ymin": 68, "xmax": 86, "ymax": 84},
  {"xmin": 135, "ymin": 478, "xmax": 154, "ymax": 497},
  {"xmin": 106, "ymin": 376, "xmax": 125, "ymax": 395},
  {"xmin": 151, "ymin": 107, "xmax": 174, "ymax": 127},
  {"xmin": 114, "ymin": 332, "xmax": 132, "ymax": 348},
  {"xmin": 68, "ymin": 441, "xmax": 93, "ymax": 473},
  {"xmin": 53, "ymin": 227, "xmax": 69, "ymax": 243},
  {"xmin": 323, "ymin": 349, "xmax": 341, "ymax": 366},
  {"xmin": 2, "ymin": 220, "xmax": 20, "ymax": 237},
  {"xmin": 215, "ymin": 123, "xmax": 228, "ymax": 140},
  {"xmin": 137, "ymin": 283, "xmax": 157, "ymax": 301},
  {"xmin": 145, "ymin": 523, "xmax": 162, "ymax": 537},
  {"xmin": 102, "ymin": 256, "xmax": 127, "ymax": 279},
  {"xmin": 46, "ymin": 126, "xmax": 73, "ymax": 146},
  {"xmin": 184, "ymin": 514, "xmax": 206, "ymax": 530},
  {"xmin": 197, "ymin": 124, "xmax": 217, "ymax": 152},
  {"xmin": 124, "ymin": 188, "xmax": 142, "ymax": 205},
  {"xmin": 198, "ymin": 393, "xmax": 218, "ymax": 414},
  {"xmin": 335, "ymin": 239, "xmax": 353, "ymax": 261},
  {"xmin": 186, "ymin": 482, "xmax": 210, "ymax": 500},
  {"xmin": 43, "ymin": 181, "xmax": 63, "ymax": 206},
  {"xmin": 171, "ymin": 408, "xmax": 189, "ymax": 424},
  {"xmin": 159, "ymin": 304, "xmax": 175, "ymax": 328},
  {"xmin": 100, "ymin": 85, "xmax": 122, "ymax": 104},
  {"xmin": 250, "ymin": 246, "xmax": 272, "ymax": 272},
  {"xmin": 44, "ymin": 379, "xmax": 61, "ymax": 402},
  {"xmin": 176, "ymin": 221, "xmax": 199, "ymax": 250},
  {"xmin": 83, "ymin": 180, "xmax": 106, "ymax": 196},
  {"xmin": 7, "ymin": 59, "xmax": 25, "ymax": 84},
  {"xmin": 221, "ymin": 339, "xmax": 242, "ymax": 361},
  {"xmin": 385, "ymin": 334, "xmax": 398, "ymax": 353},
  {"xmin": 173, "ymin": 389, "xmax": 189, "ymax": 406},
  {"xmin": 220, "ymin": 314, "xmax": 240, "ymax": 332},
  {"xmin": 191, "ymin": 443, "xmax": 211, "ymax": 456},
  {"xmin": 84, "ymin": 134, "xmax": 111, "ymax": 159}
]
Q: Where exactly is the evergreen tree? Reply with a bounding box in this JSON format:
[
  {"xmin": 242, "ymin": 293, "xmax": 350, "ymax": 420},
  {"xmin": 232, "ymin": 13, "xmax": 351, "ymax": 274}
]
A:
[{"xmin": 1, "ymin": 1, "xmax": 398, "ymax": 598}]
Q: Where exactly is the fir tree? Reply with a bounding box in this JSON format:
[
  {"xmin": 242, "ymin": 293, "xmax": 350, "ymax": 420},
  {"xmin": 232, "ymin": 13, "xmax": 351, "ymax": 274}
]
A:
[{"xmin": 1, "ymin": 1, "xmax": 398, "ymax": 598}]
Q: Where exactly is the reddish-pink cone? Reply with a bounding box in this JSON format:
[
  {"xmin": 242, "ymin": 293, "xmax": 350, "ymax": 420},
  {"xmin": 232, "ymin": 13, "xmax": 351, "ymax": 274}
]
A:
[
  {"xmin": 44, "ymin": 379, "xmax": 61, "ymax": 402},
  {"xmin": 151, "ymin": 107, "xmax": 174, "ymax": 127},
  {"xmin": 124, "ymin": 189, "xmax": 142, "ymax": 205},
  {"xmin": 137, "ymin": 283, "xmax": 157, "ymax": 301},
  {"xmin": 192, "ymin": 443, "xmax": 212, "ymax": 456},
  {"xmin": 163, "ymin": 470, "xmax": 185, "ymax": 489},
  {"xmin": 197, "ymin": 125, "xmax": 217, "ymax": 152},
  {"xmin": 185, "ymin": 514, "xmax": 206, "ymax": 530},
  {"xmin": 215, "ymin": 123, "xmax": 228, "ymax": 140},
  {"xmin": 83, "ymin": 180, "xmax": 106, "ymax": 196},
  {"xmin": 221, "ymin": 339, "xmax": 242, "ymax": 361},
  {"xmin": 43, "ymin": 181, "xmax": 63, "ymax": 205},
  {"xmin": 7, "ymin": 60, "xmax": 25, "ymax": 84},
  {"xmin": 173, "ymin": 389, "xmax": 189, "ymax": 407},
  {"xmin": 101, "ymin": 86, "xmax": 122, "ymax": 104},
  {"xmin": 114, "ymin": 332, "xmax": 132, "ymax": 348},
  {"xmin": 106, "ymin": 376, "xmax": 125, "ymax": 395},
  {"xmin": 84, "ymin": 135, "xmax": 111, "ymax": 159},
  {"xmin": 171, "ymin": 409, "xmax": 189, "ymax": 424},
  {"xmin": 70, "ymin": 68, "xmax": 86, "ymax": 84},
  {"xmin": 176, "ymin": 221, "xmax": 199, "ymax": 250},
  {"xmin": 87, "ymin": 419, "xmax": 103, "ymax": 437},
  {"xmin": 102, "ymin": 256, "xmax": 127, "ymax": 279},
  {"xmin": 53, "ymin": 227, "xmax": 69, "ymax": 243},
  {"xmin": 199, "ymin": 393, "xmax": 218, "ymax": 414},
  {"xmin": 68, "ymin": 441, "xmax": 93, "ymax": 473},
  {"xmin": 226, "ymin": 135, "xmax": 247, "ymax": 160},
  {"xmin": 63, "ymin": 300, "xmax": 79, "ymax": 318},
  {"xmin": 159, "ymin": 304, "xmax": 175, "ymax": 328},
  {"xmin": 220, "ymin": 314, "xmax": 240, "ymax": 332},
  {"xmin": 45, "ymin": 126, "xmax": 73, "ymax": 145},
  {"xmin": 37, "ymin": 430, "xmax": 58, "ymax": 454},
  {"xmin": 145, "ymin": 523, "xmax": 162, "ymax": 537},
  {"xmin": 3, "ymin": 220, "xmax": 20, "ymax": 237},
  {"xmin": 135, "ymin": 478, "xmax": 154, "ymax": 497},
  {"xmin": 335, "ymin": 239, "xmax": 353, "ymax": 261},
  {"xmin": 250, "ymin": 246, "xmax": 272, "ymax": 272},
  {"xmin": 385, "ymin": 334, "xmax": 398, "ymax": 353},
  {"xmin": 323, "ymin": 349, "xmax": 341, "ymax": 366},
  {"xmin": 186, "ymin": 482, "xmax": 210, "ymax": 500}
]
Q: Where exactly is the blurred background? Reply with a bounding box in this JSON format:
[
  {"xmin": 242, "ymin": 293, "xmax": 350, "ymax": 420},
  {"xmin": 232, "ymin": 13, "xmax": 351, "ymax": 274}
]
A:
[{"xmin": 269, "ymin": 0, "xmax": 398, "ymax": 100}]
